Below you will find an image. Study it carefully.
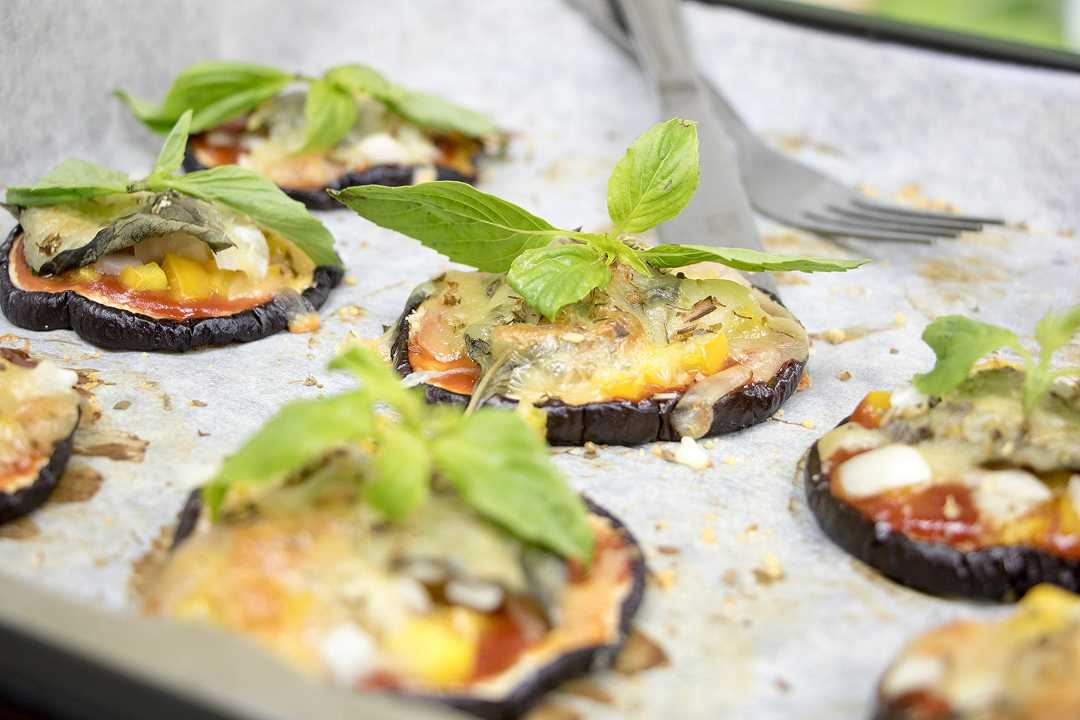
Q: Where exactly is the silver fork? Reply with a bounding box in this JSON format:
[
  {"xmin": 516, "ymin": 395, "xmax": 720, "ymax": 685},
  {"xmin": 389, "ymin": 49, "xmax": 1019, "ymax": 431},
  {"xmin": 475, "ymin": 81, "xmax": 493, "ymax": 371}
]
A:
[{"xmin": 570, "ymin": 0, "xmax": 1003, "ymax": 244}]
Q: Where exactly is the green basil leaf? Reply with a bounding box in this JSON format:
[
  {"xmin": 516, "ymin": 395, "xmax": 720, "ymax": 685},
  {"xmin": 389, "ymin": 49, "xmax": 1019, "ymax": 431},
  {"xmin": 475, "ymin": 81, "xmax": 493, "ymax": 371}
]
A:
[
  {"xmin": 432, "ymin": 408, "xmax": 594, "ymax": 562},
  {"xmin": 324, "ymin": 63, "xmax": 399, "ymax": 101},
  {"xmin": 507, "ymin": 244, "xmax": 610, "ymax": 321},
  {"xmin": 331, "ymin": 181, "xmax": 556, "ymax": 272},
  {"xmin": 913, "ymin": 316, "xmax": 1025, "ymax": 397},
  {"xmin": 639, "ymin": 244, "xmax": 868, "ymax": 273},
  {"xmin": 203, "ymin": 391, "xmax": 373, "ymax": 517},
  {"xmin": 115, "ymin": 61, "xmax": 293, "ymax": 133},
  {"xmin": 1034, "ymin": 305, "xmax": 1080, "ymax": 366},
  {"xmin": 298, "ymin": 78, "xmax": 358, "ymax": 154},
  {"xmin": 607, "ymin": 118, "xmax": 700, "ymax": 235},
  {"xmin": 367, "ymin": 425, "xmax": 430, "ymax": 520},
  {"xmin": 389, "ymin": 90, "xmax": 498, "ymax": 138},
  {"xmin": 6, "ymin": 159, "xmax": 130, "ymax": 207},
  {"xmin": 325, "ymin": 63, "xmax": 496, "ymax": 138},
  {"xmin": 158, "ymin": 166, "xmax": 340, "ymax": 267},
  {"xmin": 151, "ymin": 110, "xmax": 193, "ymax": 177},
  {"xmin": 328, "ymin": 346, "xmax": 423, "ymax": 425},
  {"xmin": 1023, "ymin": 304, "xmax": 1080, "ymax": 411}
]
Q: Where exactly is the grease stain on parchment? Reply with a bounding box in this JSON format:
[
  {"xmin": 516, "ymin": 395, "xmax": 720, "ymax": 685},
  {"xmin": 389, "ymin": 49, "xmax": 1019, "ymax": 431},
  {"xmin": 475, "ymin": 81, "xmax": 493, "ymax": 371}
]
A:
[
  {"xmin": 0, "ymin": 517, "xmax": 40, "ymax": 540},
  {"xmin": 919, "ymin": 256, "xmax": 1007, "ymax": 284},
  {"xmin": 49, "ymin": 463, "xmax": 103, "ymax": 504},
  {"xmin": 614, "ymin": 629, "xmax": 671, "ymax": 675}
]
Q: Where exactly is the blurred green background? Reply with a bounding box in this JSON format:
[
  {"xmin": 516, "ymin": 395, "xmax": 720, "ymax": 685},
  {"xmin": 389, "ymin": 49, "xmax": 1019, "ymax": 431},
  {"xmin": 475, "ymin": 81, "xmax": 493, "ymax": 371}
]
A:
[{"xmin": 802, "ymin": 0, "xmax": 1078, "ymax": 51}]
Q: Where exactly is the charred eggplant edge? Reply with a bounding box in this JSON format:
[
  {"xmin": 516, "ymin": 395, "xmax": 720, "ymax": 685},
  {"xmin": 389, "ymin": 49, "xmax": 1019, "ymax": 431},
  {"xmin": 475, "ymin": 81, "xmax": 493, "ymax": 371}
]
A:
[
  {"xmin": 0, "ymin": 226, "xmax": 344, "ymax": 352},
  {"xmin": 0, "ymin": 408, "xmax": 78, "ymax": 524},
  {"xmin": 389, "ymin": 284, "xmax": 806, "ymax": 447},
  {"xmin": 183, "ymin": 143, "xmax": 478, "ymax": 211},
  {"xmin": 804, "ymin": 419, "xmax": 1080, "ymax": 602},
  {"xmin": 170, "ymin": 489, "xmax": 646, "ymax": 720}
]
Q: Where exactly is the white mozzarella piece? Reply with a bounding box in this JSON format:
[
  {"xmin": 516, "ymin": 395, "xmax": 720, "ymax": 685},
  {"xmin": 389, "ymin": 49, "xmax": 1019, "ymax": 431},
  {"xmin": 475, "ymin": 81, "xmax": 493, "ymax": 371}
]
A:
[
  {"xmin": 353, "ymin": 132, "xmax": 414, "ymax": 165},
  {"xmin": 214, "ymin": 222, "xmax": 269, "ymax": 280},
  {"xmin": 818, "ymin": 423, "xmax": 886, "ymax": 463},
  {"xmin": 969, "ymin": 469, "xmax": 1052, "ymax": 525},
  {"xmin": 93, "ymin": 252, "xmax": 143, "ymax": 276},
  {"xmin": 881, "ymin": 653, "xmax": 945, "ymax": 698},
  {"xmin": 1069, "ymin": 475, "xmax": 1080, "ymax": 514},
  {"xmin": 836, "ymin": 445, "xmax": 933, "ymax": 499},
  {"xmin": 887, "ymin": 385, "xmax": 930, "ymax": 419},
  {"xmin": 134, "ymin": 233, "xmax": 213, "ymax": 264},
  {"xmin": 318, "ymin": 623, "xmax": 378, "ymax": 687}
]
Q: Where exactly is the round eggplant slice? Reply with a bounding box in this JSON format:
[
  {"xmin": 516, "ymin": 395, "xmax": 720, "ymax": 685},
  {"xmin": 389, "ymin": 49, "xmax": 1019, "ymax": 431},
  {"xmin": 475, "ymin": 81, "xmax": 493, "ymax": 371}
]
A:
[
  {"xmin": 389, "ymin": 283, "xmax": 806, "ymax": 447},
  {"xmin": 0, "ymin": 350, "xmax": 80, "ymax": 523},
  {"xmin": 804, "ymin": 427, "xmax": 1080, "ymax": 601},
  {"xmin": 873, "ymin": 584, "xmax": 1080, "ymax": 720},
  {"xmin": 167, "ymin": 490, "xmax": 645, "ymax": 720},
  {"xmin": 183, "ymin": 142, "xmax": 478, "ymax": 212},
  {"xmin": 0, "ymin": 415, "xmax": 77, "ymax": 524},
  {"xmin": 0, "ymin": 227, "xmax": 343, "ymax": 352}
]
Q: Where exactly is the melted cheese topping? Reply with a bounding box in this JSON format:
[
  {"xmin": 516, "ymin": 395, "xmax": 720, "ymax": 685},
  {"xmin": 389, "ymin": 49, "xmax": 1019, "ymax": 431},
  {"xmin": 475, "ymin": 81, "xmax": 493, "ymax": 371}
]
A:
[
  {"xmin": 879, "ymin": 584, "xmax": 1080, "ymax": 719},
  {"xmin": 191, "ymin": 94, "xmax": 481, "ymax": 191},
  {"xmin": 0, "ymin": 351, "xmax": 79, "ymax": 492},
  {"xmin": 141, "ymin": 494, "xmax": 635, "ymax": 697},
  {"xmin": 822, "ymin": 369, "xmax": 1080, "ymax": 556},
  {"xmin": 10, "ymin": 231, "xmax": 315, "ymax": 322},
  {"xmin": 403, "ymin": 267, "xmax": 808, "ymax": 437}
]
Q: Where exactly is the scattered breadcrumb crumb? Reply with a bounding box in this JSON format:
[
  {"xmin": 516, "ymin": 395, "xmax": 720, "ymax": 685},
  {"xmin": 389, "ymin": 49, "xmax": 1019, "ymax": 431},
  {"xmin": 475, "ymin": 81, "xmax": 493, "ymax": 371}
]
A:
[
  {"xmin": 894, "ymin": 312, "xmax": 907, "ymax": 327},
  {"xmin": 653, "ymin": 568, "xmax": 678, "ymax": 591},
  {"xmin": 890, "ymin": 347, "xmax": 900, "ymax": 355},
  {"xmin": 753, "ymin": 553, "xmax": 786, "ymax": 584},
  {"xmin": 801, "ymin": 419, "xmax": 815, "ymax": 429},
  {"xmin": 303, "ymin": 376, "xmax": 323, "ymax": 388},
  {"xmin": 344, "ymin": 275, "xmax": 358, "ymax": 286},
  {"xmin": 671, "ymin": 437, "xmax": 711, "ymax": 470},
  {"xmin": 655, "ymin": 520, "xmax": 668, "ymax": 531},
  {"xmin": 775, "ymin": 409, "xmax": 785, "ymax": 418},
  {"xmin": 722, "ymin": 569, "xmax": 739, "ymax": 586},
  {"xmin": 337, "ymin": 305, "xmax": 366, "ymax": 321},
  {"xmin": 190, "ymin": 399, "xmax": 207, "ymax": 408},
  {"xmin": 700, "ymin": 526, "xmax": 717, "ymax": 544},
  {"xmin": 197, "ymin": 430, "xmax": 210, "ymax": 438},
  {"xmin": 112, "ymin": 400, "xmax": 131, "ymax": 411},
  {"xmin": 836, "ymin": 370, "xmax": 853, "ymax": 381},
  {"xmin": 656, "ymin": 545, "xmax": 680, "ymax": 556},
  {"xmin": 721, "ymin": 455, "xmax": 738, "ymax": 465},
  {"xmin": 583, "ymin": 441, "xmax": 598, "ymax": 457}
]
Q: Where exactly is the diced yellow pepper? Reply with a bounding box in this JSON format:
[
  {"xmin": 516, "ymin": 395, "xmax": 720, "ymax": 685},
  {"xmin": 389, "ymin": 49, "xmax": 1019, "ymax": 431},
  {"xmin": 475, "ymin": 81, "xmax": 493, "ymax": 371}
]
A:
[
  {"xmin": 162, "ymin": 253, "xmax": 211, "ymax": 301},
  {"xmin": 385, "ymin": 614, "xmax": 476, "ymax": 687},
  {"xmin": 119, "ymin": 262, "xmax": 168, "ymax": 292},
  {"xmin": 698, "ymin": 334, "xmax": 730, "ymax": 375},
  {"xmin": 202, "ymin": 261, "xmax": 240, "ymax": 297}
]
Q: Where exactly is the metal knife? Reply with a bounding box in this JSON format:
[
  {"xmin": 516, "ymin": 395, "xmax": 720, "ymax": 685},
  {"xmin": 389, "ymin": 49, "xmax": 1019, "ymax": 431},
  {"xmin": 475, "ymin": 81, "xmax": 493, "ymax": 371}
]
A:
[{"xmin": 575, "ymin": 0, "xmax": 776, "ymax": 294}]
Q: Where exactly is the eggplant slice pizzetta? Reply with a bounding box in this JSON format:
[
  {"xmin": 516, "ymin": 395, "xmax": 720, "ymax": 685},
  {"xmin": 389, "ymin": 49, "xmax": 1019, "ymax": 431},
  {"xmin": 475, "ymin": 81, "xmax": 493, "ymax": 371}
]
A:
[
  {"xmin": 334, "ymin": 119, "xmax": 866, "ymax": 446},
  {"xmin": 0, "ymin": 349, "xmax": 79, "ymax": 523},
  {"xmin": 141, "ymin": 347, "xmax": 645, "ymax": 720},
  {"xmin": 876, "ymin": 584, "xmax": 1080, "ymax": 720},
  {"xmin": 117, "ymin": 62, "xmax": 506, "ymax": 209},
  {"xmin": 1, "ymin": 111, "xmax": 343, "ymax": 352},
  {"xmin": 806, "ymin": 307, "xmax": 1080, "ymax": 600}
]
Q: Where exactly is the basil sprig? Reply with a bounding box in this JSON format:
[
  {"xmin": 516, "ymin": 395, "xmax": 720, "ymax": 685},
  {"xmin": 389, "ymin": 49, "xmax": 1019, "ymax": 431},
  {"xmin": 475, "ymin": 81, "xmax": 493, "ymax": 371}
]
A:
[
  {"xmin": 116, "ymin": 61, "xmax": 500, "ymax": 154},
  {"xmin": 5, "ymin": 112, "xmax": 340, "ymax": 268},
  {"xmin": 333, "ymin": 118, "xmax": 867, "ymax": 320},
  {"xmin": 204, "ymin": 346, "xmax": 595, "ymax": 562},
  {"xmin": 913, "ymin": 306, "xmax": 1080, "ymax": 411}
]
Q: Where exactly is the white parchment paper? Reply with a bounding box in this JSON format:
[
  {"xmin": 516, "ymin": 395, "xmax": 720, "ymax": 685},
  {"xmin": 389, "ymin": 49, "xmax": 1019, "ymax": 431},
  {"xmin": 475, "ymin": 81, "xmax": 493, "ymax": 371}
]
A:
[{"xmin": 0, "ymin": 1, "xmax": 1078, "ymax": 717}]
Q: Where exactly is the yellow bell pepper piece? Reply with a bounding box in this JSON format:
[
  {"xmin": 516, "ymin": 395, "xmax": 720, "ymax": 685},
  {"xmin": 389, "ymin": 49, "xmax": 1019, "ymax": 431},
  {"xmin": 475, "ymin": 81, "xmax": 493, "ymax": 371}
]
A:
[
  {"xmin": 162, "ymin": 253, "xmax": 211, "ymax": 301},
  {"xmin": 119, "ymin": 262, "xmax": 168, "ymax": 292},
  {"xmin": 385, "ymin": 614, "xmax": 476, "ymax": 687}
]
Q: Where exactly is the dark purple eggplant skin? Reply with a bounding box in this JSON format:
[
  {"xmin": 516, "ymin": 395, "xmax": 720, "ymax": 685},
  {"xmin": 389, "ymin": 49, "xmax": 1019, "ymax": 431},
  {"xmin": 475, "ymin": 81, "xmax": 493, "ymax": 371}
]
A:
[
  {"xmin": 170, "ymin": 490, "xmax": 646, "ymax": 720},
  {"xmin": 0, "ymin": 227, "xmax": 343, "ymax": 352},
  {"xmin": 389, "ymin": 284, "xmax": 806, "ymax": 447},
  {"xmin": 0, "ymin": 410, "xmax": 78, "ymax": 524},
  {"xmin": 805, "ymin": 423, "xmax": 1080, "ymax": 602},
  {"xmin": 183, "ymin": 143, "xmax": 476, "ymax": 211}
]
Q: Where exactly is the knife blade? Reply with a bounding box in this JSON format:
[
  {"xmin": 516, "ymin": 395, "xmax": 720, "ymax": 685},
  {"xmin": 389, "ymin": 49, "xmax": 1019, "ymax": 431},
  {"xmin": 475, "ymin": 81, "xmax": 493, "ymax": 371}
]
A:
[{"xmin": 573, "ymin": 0, "xmax": 776, "ymax": 293}]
